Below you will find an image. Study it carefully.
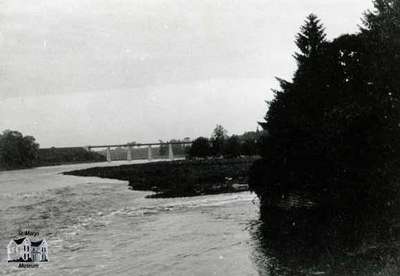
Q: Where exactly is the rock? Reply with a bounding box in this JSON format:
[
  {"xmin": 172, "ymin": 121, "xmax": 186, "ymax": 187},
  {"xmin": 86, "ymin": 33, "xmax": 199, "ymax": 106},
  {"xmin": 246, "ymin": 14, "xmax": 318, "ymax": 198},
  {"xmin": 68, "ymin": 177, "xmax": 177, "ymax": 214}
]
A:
[{"xmin": 232, "ymin": 183, "xmax": 249, "ymax": 191}]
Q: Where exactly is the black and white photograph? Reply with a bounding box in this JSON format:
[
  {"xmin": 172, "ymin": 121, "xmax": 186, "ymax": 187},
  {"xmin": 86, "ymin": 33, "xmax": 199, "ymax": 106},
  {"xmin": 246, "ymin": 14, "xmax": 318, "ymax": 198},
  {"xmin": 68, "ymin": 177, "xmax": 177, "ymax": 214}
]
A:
[{"xmin": 0, "ymin": 0, "xmax": 399, "ymax": 275}]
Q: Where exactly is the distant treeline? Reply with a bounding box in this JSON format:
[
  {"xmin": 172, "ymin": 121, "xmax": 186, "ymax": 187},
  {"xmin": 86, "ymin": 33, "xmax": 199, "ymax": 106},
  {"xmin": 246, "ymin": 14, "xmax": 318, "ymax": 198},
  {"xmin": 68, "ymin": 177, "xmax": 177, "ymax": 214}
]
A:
[
  {"xmin": 188, "ymin": 125, "xmax": 266, "ymax": 159},
  {"xmin": 0, "ymin": 126, "xmax": 264, "ymax": 170},
  {"xmin": 0, "ymin": 130, "xmax": 106, "ymax": 170},
  {"xmin": 0, "ymin": 130, "xmax": 39, "ymax": 170},
  {"xmin": 96, "ymin": 126, "xmax": 265, "ymax": 161},
  {"xmin": 37, "ymin": 147, "xmax": 105, "ymax": 166}
]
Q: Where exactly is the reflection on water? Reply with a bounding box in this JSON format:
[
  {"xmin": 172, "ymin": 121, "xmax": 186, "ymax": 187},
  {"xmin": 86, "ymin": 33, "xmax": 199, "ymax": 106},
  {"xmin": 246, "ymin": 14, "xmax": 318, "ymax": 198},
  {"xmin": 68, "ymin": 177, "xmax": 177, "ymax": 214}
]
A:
[{"xmin": 249, "ymin": 206, "xmax": 400, "ymax": 276}]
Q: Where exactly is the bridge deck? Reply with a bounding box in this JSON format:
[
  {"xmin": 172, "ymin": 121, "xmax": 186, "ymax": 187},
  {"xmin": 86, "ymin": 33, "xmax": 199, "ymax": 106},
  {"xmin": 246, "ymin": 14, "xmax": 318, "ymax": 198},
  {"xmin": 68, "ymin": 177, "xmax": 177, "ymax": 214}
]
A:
[{"xmin": 87, "ymin": 141, "xmax": 192, "ymax": 149}]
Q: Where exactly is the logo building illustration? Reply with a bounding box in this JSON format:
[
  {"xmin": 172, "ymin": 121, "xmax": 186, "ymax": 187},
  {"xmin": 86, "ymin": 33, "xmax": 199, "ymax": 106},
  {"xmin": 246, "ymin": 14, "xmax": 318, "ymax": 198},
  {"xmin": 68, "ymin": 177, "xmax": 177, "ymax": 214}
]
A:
[{"xmin": 7, "ymin": 237, "xmax": 48, "ymax": 262}]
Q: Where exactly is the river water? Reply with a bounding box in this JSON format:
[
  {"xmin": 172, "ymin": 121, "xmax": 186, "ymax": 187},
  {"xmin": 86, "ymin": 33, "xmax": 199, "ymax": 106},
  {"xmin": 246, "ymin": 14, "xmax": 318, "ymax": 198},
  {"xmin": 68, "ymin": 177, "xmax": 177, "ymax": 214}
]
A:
[{"xmin": 0, "ymin": 161, "xmax": 262, "ymax": 275}]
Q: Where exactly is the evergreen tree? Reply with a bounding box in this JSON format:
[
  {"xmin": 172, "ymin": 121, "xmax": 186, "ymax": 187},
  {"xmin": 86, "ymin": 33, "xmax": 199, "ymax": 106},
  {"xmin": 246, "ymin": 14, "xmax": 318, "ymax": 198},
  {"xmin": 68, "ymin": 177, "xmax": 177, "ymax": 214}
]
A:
[
  {"xmin": 251, "ymin": 3, "xmax": 400, "ymax": 214},
  {"xmin": 253, "ymin": 14, "xmax": 330, "ymax": 197},
  {"xmin": 361, "ymin": 0, "xmax": 400, "ymax": 97},
  {"xmin": 265, "ymin": 14, "xmax": 328, "ymax": 137},
  {"xmin": 294, "ymin": 14, "xmax": 327, "ymax": 68},
  {"xmin": 356, "ymin": 0, "xmax": 400, "ymax": 205}
]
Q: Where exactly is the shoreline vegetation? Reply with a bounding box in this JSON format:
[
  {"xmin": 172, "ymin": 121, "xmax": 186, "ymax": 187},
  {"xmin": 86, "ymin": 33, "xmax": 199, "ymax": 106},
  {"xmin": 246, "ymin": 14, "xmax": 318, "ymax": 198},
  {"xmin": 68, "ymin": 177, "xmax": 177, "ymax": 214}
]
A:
[
  {"xmin": 0, "ymin": 126, "xmax": 261, "ymax": 171},
  {"xmin": 0, "ymin": 148, "xmax": 107, "ymax": 171},
  {"xmin": 0, "ymin": 130, "xmax": 107, "ymax": 171},
  {"xmin": 35, "ymin": 147, "xmax": 106, "ymax": 168},
  {"xmin": 64, "ymin": 157, "xmax": 256, "ymax": 198},
  {"xmin": 250, "ymin": 2, "xmax": 400, "ymax": 217},
  {"xmin": 245, "ymin": 3, "xmax": 400, "ymax": 273}
]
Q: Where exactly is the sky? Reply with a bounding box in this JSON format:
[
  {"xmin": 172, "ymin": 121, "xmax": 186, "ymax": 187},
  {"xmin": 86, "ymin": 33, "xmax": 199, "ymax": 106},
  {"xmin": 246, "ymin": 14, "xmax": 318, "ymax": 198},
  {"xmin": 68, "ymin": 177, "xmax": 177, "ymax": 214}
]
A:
[{"xmin": 0, "ymin": 0, "xmax": 373, "ymax": 147}]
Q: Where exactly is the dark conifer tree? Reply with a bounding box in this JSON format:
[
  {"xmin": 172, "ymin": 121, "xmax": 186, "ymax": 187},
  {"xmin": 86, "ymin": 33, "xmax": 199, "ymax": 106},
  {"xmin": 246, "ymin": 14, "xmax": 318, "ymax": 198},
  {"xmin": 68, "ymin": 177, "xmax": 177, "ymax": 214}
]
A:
[
  {"xmin": 356, "ymin": 0, "xmax": 400, "ymax": 208},
  {"xmin": 253, "ymin": 14, "xmax": 330, "ymax": 200},
  {"xmin": 294, "ymin": 14, "xmax": 327, "ymax": 68},
  {"xmin": 265, "ymin": 14, "xmax": 328, "ymax": 135},
  {"xmin": 251, "ymin": 2, "xmax": 400, "ymax": 216}
]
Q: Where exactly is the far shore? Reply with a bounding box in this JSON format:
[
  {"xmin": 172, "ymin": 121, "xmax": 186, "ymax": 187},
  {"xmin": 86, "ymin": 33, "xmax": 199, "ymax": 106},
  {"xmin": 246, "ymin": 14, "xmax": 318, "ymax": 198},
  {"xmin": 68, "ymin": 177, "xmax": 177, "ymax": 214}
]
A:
[{"xmin": 63, "ymin": 157, "xmax": 257, "ymax": 198}]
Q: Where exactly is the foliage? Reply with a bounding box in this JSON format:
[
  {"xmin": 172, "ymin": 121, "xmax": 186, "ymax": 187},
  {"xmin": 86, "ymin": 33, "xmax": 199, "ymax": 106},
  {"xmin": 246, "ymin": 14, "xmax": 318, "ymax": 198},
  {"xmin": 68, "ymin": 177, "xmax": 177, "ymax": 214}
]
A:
[
  {"xmin": 37, "ymin": 147, "xmax": 105, "ymax": 165},
  {"xmin": 0, "ymin": 130, "xmax": 39, "ymax": 169},
  {"xmin": 223, "ymin": 135, "xmax": 241, "ymax": 158},
  {"xmin": 294, "ymin": 14, "xmax": 327, "ymax": 68},
  {"xmin": 188, "ymin": 128, "xmax": 263, "ymax": 158},
  {"xmin": 239, "ymin": 130, "xmax": 263, "ymax": 156},
  {"xmin": 251, "ymin": 3, "xmax": 400, "ymax": 214},
  {"xmin": 210, "ymin": 124, "xmax": 228, "ymax": 156},
  {"xmin": 189, "ymin": 137, "xmax": 211, "ymax": 158}
]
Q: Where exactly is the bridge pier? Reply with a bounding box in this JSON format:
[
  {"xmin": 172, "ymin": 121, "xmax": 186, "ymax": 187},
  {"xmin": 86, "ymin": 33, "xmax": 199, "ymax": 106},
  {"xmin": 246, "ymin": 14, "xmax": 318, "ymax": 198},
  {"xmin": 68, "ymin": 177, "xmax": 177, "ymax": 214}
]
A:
[
  {"xmin": 106, "ymin": 147, "xmax": 112, "ymax": 162},
  {"xmin": 147, "ymin": 145, "xmax": 152, "ymax": 161},
  {"xmin": 86, "ymin": 141, "xmax": 192, "ymax": 161},
  {"xmin": 168, "ymin": 143, "xmax": 174, "ymax": 160},
  {"xmin": 127, "ymin": 146, "xmax": 132, "ymax": 161}
]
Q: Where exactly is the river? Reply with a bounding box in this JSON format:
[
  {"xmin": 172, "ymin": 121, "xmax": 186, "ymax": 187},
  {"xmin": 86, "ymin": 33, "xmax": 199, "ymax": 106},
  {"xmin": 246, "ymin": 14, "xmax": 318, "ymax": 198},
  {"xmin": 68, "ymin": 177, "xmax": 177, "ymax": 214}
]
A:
[{"xmin": 0, "ymin": 161, "xmax": 262, "ymax": 275}]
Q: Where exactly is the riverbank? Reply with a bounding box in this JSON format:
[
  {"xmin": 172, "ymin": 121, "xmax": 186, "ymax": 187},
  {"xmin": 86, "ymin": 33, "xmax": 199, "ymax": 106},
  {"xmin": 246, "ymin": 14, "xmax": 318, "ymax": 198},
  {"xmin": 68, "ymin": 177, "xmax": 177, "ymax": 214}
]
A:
[
  {"xmin": 0, "ymin": 147, "xmax": 106, "ymax": 171},
  {"xmin": 64, "ymin": 158, "xmax": 257, "ymax": 197},
  {"xmin": 0, "ymin": 161, "xmax": 259, "ymax": 275}
]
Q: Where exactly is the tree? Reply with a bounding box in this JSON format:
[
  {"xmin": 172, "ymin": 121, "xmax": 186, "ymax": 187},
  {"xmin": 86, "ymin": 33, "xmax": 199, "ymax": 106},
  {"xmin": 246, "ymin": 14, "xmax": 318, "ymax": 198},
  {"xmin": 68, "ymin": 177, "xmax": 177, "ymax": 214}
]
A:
[
  {"xmin": 265, "ymin": 14, "xmax": 328, "ymax": 137},
  {"xmin": 223, "ymin": 135, "xmax": 241, "ymax": 158},
  {"xmin": 239, "ymin": 131, "xmax": 262, "ymax": 156},
  {"xmin": 361, "ymin": 0, "xmax": 400, "ymax": 100},
  {"xmin": 251, "ymin": 4, "xmax": 400, "ymax": 215},
  {"xmin": 189, "ymin": 137, "xmax": 211, "ymax": 158},
  {"xmin": 210, "ymin": 124, "xmax": 228, "ymax": 157},
  {"xmin": 294, "ymin": 14, "xmax": 327, "ymax": 67},
  {"xmin": 0, "ymin": 130, "xmax": 39, "ymax": 169},
  {"xmin": 355, "ymin": 0, "xmax": 400, "ymax": 206},
  {"xmin": 255, "ymin": 14, "xmax": 330, "ymax": 195}
]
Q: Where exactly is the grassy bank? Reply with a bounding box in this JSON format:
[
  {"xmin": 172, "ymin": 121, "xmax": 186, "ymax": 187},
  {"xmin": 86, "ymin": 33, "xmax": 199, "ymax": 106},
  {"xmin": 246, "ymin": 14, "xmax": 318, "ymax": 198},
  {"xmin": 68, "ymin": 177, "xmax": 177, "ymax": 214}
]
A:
[{"xmin": 64, "ymin": 158, "xmax": 257, "ymax": 197}]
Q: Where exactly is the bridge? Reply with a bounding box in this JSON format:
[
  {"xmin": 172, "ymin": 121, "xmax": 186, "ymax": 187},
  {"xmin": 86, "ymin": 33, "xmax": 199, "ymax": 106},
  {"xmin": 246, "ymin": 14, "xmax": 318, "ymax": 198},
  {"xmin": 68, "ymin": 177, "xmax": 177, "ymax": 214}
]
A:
[{"xmin": 86, "ymin": 141, "xmax": 192, "ymax": 162}]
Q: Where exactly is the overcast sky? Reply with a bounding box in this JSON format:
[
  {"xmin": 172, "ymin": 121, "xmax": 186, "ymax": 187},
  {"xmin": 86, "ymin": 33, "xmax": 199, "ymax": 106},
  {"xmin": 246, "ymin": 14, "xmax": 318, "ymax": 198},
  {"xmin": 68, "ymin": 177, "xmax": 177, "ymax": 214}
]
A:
[{"xmin": 0, "ymin": 0, "xmax": 373, "ymax": 147}]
